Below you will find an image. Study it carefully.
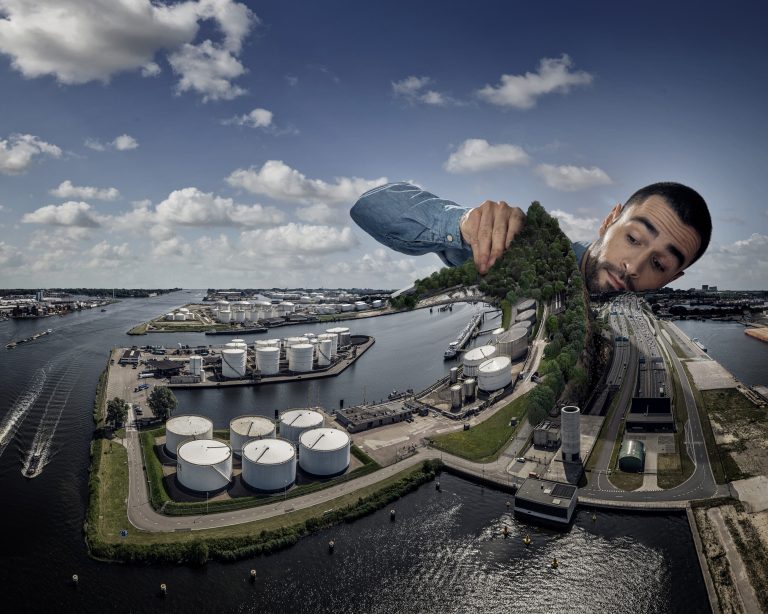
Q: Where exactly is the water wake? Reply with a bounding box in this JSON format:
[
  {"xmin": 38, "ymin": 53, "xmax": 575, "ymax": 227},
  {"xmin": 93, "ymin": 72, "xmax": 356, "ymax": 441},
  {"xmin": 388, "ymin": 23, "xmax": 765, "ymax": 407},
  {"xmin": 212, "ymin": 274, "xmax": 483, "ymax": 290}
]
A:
[{"xmin": 0, "ymin": 367, "xmax": 47, "ymax": 459}]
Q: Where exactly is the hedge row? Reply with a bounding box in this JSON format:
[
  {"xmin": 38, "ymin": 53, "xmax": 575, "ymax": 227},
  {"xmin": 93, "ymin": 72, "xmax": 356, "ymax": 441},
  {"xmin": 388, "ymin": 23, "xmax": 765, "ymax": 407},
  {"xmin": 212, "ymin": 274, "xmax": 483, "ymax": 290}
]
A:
[{"xmin": 87, "ymin": 459, "xmax": 441, "ymax": 565}]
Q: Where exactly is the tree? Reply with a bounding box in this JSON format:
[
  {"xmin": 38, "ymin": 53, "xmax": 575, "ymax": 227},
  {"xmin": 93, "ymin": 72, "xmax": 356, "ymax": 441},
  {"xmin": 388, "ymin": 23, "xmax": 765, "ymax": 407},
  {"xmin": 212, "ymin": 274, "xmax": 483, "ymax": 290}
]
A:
[
  {"xmin": 106, "ymin": 396, "xmax": 128, "ymax": 427},
  {"xmin": 148, "ymin": 386, "xmax": 178, "ymax": 421}
]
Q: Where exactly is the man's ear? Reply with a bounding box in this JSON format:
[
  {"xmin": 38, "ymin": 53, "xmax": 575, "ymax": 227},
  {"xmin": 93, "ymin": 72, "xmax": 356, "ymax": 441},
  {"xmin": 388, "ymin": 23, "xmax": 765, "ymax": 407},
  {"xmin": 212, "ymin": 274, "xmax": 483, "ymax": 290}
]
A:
[{"xmin": 598, "ymin": 203, "xmax": 623, "ymax": 237}]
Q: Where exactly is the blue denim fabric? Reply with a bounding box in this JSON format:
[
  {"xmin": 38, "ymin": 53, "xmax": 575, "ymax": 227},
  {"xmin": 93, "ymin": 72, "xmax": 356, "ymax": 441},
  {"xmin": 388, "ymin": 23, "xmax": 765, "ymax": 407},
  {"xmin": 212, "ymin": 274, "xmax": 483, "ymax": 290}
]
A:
[{"xmin": 351, "ymin": 182, "xmax": 590, "ymax": 268}]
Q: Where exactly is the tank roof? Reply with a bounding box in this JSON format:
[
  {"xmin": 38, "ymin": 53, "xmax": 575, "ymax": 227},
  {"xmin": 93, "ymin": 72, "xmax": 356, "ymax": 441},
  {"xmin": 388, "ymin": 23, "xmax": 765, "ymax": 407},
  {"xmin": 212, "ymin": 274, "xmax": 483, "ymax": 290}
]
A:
[
  {"xmin": 299, "ymin": 428, "xmax": 350, "ymax": 451},
  {"xmin": 242, "ymin": 438, "xmax": 295, "ymax": 464},
  {"xmin": 280, "ymin": 409, "xmax": 324, "ymax": 427},
  {"xmin": 166, "ymin": 415, "xmax": 212, "ymax": 435},
  {"xmin": 230, "ymin": 416, "xmax": 274, "ymax": 436},
  {"xmin": 177, "ymin": 439, "xmax": 231, "ymax": 464},
  {"xmin": 478, "ymin": 356, "xmax": 512, "ymax": 372},
  {"xmin": 499, "ymin": 328, "xmax": 527, "ymax": 342},
  {"xmin": 464, "ymin": 345, "xmax": 496, "ymax": 362}
]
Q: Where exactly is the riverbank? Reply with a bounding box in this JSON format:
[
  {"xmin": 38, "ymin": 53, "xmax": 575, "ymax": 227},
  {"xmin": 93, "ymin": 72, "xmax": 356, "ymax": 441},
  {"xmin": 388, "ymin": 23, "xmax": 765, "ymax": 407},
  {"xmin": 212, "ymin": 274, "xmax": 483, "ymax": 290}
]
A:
[{"xmin": 745, "ymin": 326, "xmax": 768, "ymax": 343}]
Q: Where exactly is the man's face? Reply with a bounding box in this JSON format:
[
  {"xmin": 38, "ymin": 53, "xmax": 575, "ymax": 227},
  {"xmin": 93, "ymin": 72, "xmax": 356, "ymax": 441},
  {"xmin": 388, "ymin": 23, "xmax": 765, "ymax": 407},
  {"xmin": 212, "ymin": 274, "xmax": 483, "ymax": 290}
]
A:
[{"xmin": 583, "ymin": 195, "xmax": 702, "ymax": 293}]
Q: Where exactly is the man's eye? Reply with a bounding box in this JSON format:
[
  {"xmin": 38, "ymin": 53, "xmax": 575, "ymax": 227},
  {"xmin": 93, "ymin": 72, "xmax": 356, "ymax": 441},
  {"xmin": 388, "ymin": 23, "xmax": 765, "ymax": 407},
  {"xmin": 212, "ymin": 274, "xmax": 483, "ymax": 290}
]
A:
[
  {"xmin": 653, "ymin": 258, "xmax": 666, "ymax": 273},
  {"xmin": 627, "ymin": 234, "xmax": 638, "ymax": 245}
]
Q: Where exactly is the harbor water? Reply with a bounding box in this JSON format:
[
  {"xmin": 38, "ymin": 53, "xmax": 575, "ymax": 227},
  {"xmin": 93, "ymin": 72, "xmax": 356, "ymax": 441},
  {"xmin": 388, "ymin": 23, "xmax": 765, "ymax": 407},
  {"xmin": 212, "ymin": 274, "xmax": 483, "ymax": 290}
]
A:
[{"xmin": 0, "ymin": 293, "xmax": 709, "ymax": 612}]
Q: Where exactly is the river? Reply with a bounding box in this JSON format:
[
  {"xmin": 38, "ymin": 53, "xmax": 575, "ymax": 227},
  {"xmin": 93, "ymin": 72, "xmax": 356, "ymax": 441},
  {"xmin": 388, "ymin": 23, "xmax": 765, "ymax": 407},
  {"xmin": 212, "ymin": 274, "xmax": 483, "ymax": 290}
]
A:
[{"xmin": 0, "ymin": 293, "xmax": 709, "ymax": 613}]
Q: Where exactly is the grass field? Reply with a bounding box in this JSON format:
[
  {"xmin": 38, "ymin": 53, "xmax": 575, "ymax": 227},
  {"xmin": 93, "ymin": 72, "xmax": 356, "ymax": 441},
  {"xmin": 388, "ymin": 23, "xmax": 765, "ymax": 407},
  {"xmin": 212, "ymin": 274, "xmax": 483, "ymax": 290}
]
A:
[{"xmin": 429, "ymin": 390, "xmax": 530, "ymax": 462}]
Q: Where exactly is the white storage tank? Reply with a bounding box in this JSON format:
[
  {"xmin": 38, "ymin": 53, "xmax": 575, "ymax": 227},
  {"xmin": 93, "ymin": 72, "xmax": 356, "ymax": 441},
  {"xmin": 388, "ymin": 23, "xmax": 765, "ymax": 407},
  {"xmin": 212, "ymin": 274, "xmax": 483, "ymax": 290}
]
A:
[
  {"xmin": 450, "ymin": 384, "xmax": 463, "ymax": 409},
  {"xmin": 185, "ymin": 313, "xmax": 195, "ymax": 321},
  {"xmin": 288, "ymin": 343, "xmax": 314, "ymax": 372},
  {"xmin": 298, "ymin": 428, "xmax": 351, "ymax": 476},
  {"xmin": 317, "ymin": 339, "xmax": 333, "ymax": 366},
  {"xmin": 496, "ymin": 328, "xmax": 528, "ymax": 360},
  {"xmin": 173, "ymin": 312, "xmax": 186, "ymax": 321},
  {"xmin": 462, "ymin": 345, "xmax": 497, "ymax": 377},
  {"xmin": 189, "ymin": 355, "xmax": 203, "ymax": 375},
  {"xmin": 450, "ymin": 367, "xmax": 459, "ymax": 383},
  {"xmin": 462, "ymin": 378, "xmax": 477, "ymax": 401},
  {"xmin": 221, "ymin": 348, "xmax": 247, "ymax": 378},
  {"xmin": 241, "ymin": 438, "xmax": 296, "ymax": 492},
  {"xmin": 354, "ymin": 301, "xmax": 368, "ymax": 311},
  {"xmin": 511, "ymin": 320, "xmax": 532, "ymax": 336},
  {"xmin": 516, "ymin": 299, "xmax": 536, "ymax": 313},
  {"xmin": 165, "ymin": 313, "xmax": 175, "ymax": 321},
  {"xmin": 319, "ymin": 332, "xmax": 338, "ymax": 356},
  {"xmin": 372, "ymin": 299, "xmax": 383, "ymax": 309},
  {"xmin": 515, "ymin": 309, "xmax": 537, "ymax": 325},
  {"xmin": 561, "ymin": 405, "xmax": 581, "ymax": 462},
  {"xmin": 340, "ymin": 303, "xmax": 355, "ymax": 312},
  {"xmin": 176, "ymin": 439, "xmax": 232, "ymax": 493},
  {"xmin": 256, "ymin": 347, "xmax": 280, "ymax": 375},
  {"xmin": 231, "ymin": 338, "xmax": 246, "ymax": 345},
  {"xmin": 165, "ymin": 415, "xmax": 214, "ymax": 458},
  {"xmin": 179, "ymin": 307, "xmax": 190, "ymax": 314},
  {"xmin": 218, "ymin": 310, "xmax": 232, "ymax": 323},
  {"xmin": 234, "ymin": 310, "xmax": 246, "ymax": 323},
  {"xmin": 230, "ymin": 415, "xmax": 276, "ymax": 457},
  {"xmin": 279, "ymin": 409, "xmax": 324, "ymax": 444},
  {"xmin": 477, "ymin": 356, "xmax": 513, "ymax": 391}
]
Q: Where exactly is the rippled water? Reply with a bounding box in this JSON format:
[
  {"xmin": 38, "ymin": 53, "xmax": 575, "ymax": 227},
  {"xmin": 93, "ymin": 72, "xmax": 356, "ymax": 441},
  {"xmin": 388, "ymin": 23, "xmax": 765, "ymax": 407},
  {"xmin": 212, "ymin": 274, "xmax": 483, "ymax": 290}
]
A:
[{"xmin": 0, "ymin": 294, "xmax": 709, "ymax": 613}]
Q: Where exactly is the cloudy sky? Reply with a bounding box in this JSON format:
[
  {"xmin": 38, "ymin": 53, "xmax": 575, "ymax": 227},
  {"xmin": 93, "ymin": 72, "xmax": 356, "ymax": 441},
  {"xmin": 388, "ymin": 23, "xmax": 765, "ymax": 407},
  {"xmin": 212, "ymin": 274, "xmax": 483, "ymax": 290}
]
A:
[{"xmin": 0, "ymin": 0, "xmax": 766, "ymax": 290}]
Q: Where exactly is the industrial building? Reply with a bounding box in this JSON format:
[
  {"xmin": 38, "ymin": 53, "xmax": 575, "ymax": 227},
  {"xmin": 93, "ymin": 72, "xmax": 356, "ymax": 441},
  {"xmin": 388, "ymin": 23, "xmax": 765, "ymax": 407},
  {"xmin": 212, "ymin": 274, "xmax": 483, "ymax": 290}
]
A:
[
  {"xmin": 118, "ymin": 349, "xmax": 141, "ymax": 365},
  {"xmin": 533, "ymin": 420, "xmax": 561, "ymax": 449},
  {"xmin": 514, "ymin": 478, "xmax": 577, "ymax": 524},
  {"xmin": 336, "ymin": 399, "xmax": 415, "ymax": 433},
  {"xmin": 626, "ymin": 397, "xmax": 674, "ymax": 431},
  {"xmin": 618, "ymin": 440, "xmax": 646, "ymax": 472}
]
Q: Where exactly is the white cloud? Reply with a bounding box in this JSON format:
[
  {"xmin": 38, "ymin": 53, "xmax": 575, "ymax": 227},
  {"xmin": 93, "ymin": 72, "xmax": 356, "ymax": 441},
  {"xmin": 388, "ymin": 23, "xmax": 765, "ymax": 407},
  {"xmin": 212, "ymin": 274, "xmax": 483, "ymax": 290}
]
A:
[
  {"xmin": 226, "ymin": 160, "xmax": 387, "ymax": 205},
  {"xmin": 549, "ymin": 209, "xmax": 600, "ymax": 242},
  {"xmin": 0, "ymin": 133, "xmax": 62, "ymax": 174},
  {"xmin": 284, "ymin": 74, "xmax": 298, "ymax": 87},
  {"xmin": 0, "ymin": 241, "xmax": 23, "ymax": 267},
  {"xmin": 168, "ymin": 39, "xmax": 247, "ymax": 102},
  {"xmin": 444, "ymin": 139, "xmax": 530, "ymax": 174},
  {"xmin": 240, "ymin": 223, "xmax": 358, "ymax": 254},
  {"xmin": 21, "ymin": 201, "xmax": 102, "ymax": 227},
  {"xmin": 679, "ymin": 233, "xmax": 768, "ymax": 290},
  {"xmin": 50, "ymin": 180, "xmax": 120, "ymax": 201},
  {"xmin": 152, "ymin": 235, "xmax": 192, "ymax": 259},
  {"xmin": 392, "ymin": 75, "xmax": 455, "ymax": 106},
  {"xmin": 224, "ymin": 107, "xmax": 273, "ymax": 128},
  {"xmin": 477, "ymin": 55, "xmax": 593, "ymax": 109},
  {"xmin": 85, "ymin": 240, "xmax": 131, "ymax": 268},
  {"xmin": 296, "ymin": 203, "xmax": 339, "ymax": 225},
  {"xmin": 0, "ymin": 0, "xmax": 255, "ymax": 101},
  {"xmin": 85, "ymin": 134, "xmax": 139, "ymax": 152},
  {"xmin": 113, "ymin": 134, "xmax": 138, "ymax": 150},
  {"xmin": 535, "ymin": 164, "xmax": 612, "ymax": 191},
  {"xmin": 153, "ymin": 187, "xmax": 285, "ymax": 227}
]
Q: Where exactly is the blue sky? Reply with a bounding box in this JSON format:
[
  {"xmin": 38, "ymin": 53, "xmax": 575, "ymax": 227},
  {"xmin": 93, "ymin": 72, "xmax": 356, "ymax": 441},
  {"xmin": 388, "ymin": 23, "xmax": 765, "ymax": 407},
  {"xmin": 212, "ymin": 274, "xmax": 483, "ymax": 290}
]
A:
[{"xmin": 0, "ymin": 0, "xmax": 766, "ymax": 290}]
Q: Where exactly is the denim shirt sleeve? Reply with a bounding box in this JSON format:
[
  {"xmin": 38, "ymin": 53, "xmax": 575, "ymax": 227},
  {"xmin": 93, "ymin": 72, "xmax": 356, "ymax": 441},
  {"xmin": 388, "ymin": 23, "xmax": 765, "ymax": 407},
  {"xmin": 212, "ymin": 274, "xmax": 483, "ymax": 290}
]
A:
[{"xmin": 350, "ymin": 182, "xmax": 473, "ymax": 267}]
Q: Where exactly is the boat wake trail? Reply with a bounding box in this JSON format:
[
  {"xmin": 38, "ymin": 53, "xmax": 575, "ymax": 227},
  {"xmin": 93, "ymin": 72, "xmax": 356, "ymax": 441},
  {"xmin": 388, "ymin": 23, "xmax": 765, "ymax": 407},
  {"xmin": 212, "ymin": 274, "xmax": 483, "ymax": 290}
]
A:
[
  {"xmin": 0, "ymin": 367, "xmax": 48, "ymax": 459},
  {"xmin": 21, "ymin": 358, "xmax": 81, "ymax": 478}
]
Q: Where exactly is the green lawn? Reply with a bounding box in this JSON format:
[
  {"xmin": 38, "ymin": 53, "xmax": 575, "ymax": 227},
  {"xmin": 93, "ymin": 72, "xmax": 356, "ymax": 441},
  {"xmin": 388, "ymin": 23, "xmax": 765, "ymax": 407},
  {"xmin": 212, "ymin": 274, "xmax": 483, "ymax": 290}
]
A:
[{"xmin": 429, "ymin": 390, "xmax": 530, "ymax": 462}]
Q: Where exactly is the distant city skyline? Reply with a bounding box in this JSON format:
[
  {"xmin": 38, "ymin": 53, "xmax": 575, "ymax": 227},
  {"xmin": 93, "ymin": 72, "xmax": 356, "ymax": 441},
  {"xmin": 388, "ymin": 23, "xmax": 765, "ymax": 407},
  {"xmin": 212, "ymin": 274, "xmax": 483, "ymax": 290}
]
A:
[{"xmin": 0, "ymin": 0, "xmax": 766, "ymax": 290}]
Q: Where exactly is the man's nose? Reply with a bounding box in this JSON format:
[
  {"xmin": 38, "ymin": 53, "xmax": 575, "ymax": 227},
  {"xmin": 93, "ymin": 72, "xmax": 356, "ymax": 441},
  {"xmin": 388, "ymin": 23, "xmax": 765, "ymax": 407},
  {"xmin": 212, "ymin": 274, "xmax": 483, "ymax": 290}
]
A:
[{"xmin": 622, "ymin": 258, "xmax": 640, "ymax": 278}]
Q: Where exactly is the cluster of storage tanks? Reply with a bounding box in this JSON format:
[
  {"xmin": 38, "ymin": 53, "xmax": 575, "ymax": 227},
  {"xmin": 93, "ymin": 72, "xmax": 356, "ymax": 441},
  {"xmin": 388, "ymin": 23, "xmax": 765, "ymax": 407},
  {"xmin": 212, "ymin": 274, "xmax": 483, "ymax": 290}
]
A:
[
  {"xmin": 165, "ymin": 410, "xmax": 351, "ymax": 494},
  {"xmin": 451, "ymin": 300, "xmax": 536, "ymax": 403},
  {"xmin": 212, "ymin": 297, "xmax": 384, "ymax": 322},
  {"xmin": 165, "ymin": 307, "xmax": 195, "ymax": 321}
]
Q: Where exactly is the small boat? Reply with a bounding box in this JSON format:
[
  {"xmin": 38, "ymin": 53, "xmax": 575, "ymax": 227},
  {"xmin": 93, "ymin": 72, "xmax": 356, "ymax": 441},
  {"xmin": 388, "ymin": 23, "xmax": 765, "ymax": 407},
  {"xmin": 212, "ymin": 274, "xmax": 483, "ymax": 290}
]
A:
[
  {"xmin": 24, "ymin": 452, "xmax": 42, "ymax": 478},
  {"xmin": 101, "ymin": 308, "xmax": 107, "ymax": 312},
  {"xmin": 443, "ymin": 341, "xmax": 459, "ymax": 359}
]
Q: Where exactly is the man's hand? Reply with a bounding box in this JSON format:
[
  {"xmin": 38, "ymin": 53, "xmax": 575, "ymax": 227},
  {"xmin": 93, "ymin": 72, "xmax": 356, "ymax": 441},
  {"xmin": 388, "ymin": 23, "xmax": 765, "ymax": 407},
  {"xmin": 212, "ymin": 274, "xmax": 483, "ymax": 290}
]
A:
[{"xmin": 460, "ymin": 200, "xmax": 524, "ymax": 275}]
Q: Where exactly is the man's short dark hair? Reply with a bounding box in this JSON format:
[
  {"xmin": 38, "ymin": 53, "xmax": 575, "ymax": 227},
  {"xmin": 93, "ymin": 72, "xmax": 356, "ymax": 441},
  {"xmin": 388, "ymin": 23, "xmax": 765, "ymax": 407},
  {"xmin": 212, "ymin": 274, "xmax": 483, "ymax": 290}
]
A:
[{"xmin": 623, "ymin": 182, "xmax": 711, "ymax": 266}]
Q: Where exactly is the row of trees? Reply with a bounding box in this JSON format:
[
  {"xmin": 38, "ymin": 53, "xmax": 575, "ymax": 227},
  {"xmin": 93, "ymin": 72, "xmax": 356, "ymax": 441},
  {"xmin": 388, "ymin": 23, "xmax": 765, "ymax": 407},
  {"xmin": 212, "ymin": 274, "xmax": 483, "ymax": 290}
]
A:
[{"xmin": 105, "ymin": 386, "xmax": 178, "ymax": 428}]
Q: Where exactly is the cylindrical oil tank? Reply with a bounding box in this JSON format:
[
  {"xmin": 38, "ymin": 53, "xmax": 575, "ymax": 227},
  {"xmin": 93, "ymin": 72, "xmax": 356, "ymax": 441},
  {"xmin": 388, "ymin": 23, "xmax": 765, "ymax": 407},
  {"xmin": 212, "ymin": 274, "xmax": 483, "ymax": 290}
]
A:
[
  {"xmin": 477, "ymin": 356, "xmax": 512, "ymax": 391},
  {"xmin": 279, "ymin": 409, "xmax": 324, "ymax": 444},
  {"xmin": 298, "ymin": 428, "xmax": 350, "ymax": 476},
  {"xmin": 230, "ymin": 415, "xmax": 276, "ymax": 456},
  {"xmin": 319, "ymin": 332, "xmax": 338, "ymax": 356},
  {"xmin": 176, "ymin": 439, "xmax": 232, "ymax": 493},
  {"xmin": 165, "ymin": 313, "xmax": 175, "ymax": 321},
  {"xmin": 217, "ymin": 310, "xmax": 231, "ymax": 323},
  {"xmin": 496, "ymin": 327, "xmax": 528, "ymax": 360},
  {"xmin": 221, "ymin": 348, "xmax": 247, "ymax": 378},
  {"xmin": 516, "ymin": 299, "xmax": 536, "ymax": 313},
  {"xmin": 288, "ymin": 344, "xmax": 314, "ymax": 372},
  {"xmin": 511, "ymin": 320, "xmax": 532, "ymax": 336},
  {"xmin": 450, "ymin": 384, "xmax": 463, "ymax": 409},
  {"xmin": 317, "ymin": 339, "xmax": 333, "ymax": 366},
  {"xmin": 233, "ymin": 311, "xmax": 245, "ymax": 323},
  {"xmin": 450, "ymin": 367, "xmax": 459, "ymax": 383},
  {"xmin": 515, "ymin": 309, "xmax": 537, "ymax": 325},
  {"xmin": 561, "ymin": 405, "xmax": 581, "ymax": 462},
  {"xmin": 231, "ymin": 338, "xmax": 246, "ymax": 344},
  {"xmin": 372, "ymin": 299, "xmax": 383, "ymax": 308},
  {"xmin": 189, "ymin": 355, "xmax": 203, "ymax": 375},
  {"xmin": 462, "ymin": 378, "xmax": 477, "ymax": 401},
  {"xmin": 165, "ymin": 415, "xmax": 213, "ymax": 458},
  {"xmin": 256, "ymin": 347, "xmax": 280, "ymax": 374},
  {"xmin": 340, "ymin": 303, "xmax": 355, "ymax": 312},
  {"xmin": 241, "ymin": 438, "xmax": 296, "ymax": 492},
  {"xmin": 462, "ymin": 345, "xmax": 497, "ymax": 377},
  {"xmin": 173, "ymin": 312, "xmax": 185, "ymax": 321},
  {"xmin": 354, "ymin": 301, "xmax": 367, "ymax": 311}
]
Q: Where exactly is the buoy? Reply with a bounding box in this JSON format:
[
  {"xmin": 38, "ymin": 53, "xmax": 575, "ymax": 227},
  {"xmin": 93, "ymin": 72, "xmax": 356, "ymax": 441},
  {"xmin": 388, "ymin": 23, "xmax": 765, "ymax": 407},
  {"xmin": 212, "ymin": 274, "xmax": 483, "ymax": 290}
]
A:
[
  {"xmin": 249, "ymin": 569, "xmax": 256, "ymax": 582},
  {"xmin": 160, "ymin": 583, "xmax": 167, "ymax": 596},
  {"xmin": 502, "ymin": 526, "xmax": 509, "ymax": 538},
  {"xmin": 72, "ymin": 574, "xmax": 79, "ymax": 586},
  {"xmin": 435, "ymin": 481, "xmax": 441, "ymax": 491},
  {"xmin": 390, "ymin": 509, "xmax": 396, "ymax": 521},
  {"xmin": 506, "ymin": 500, "xmax": 510, "ymax": 508},
  {"xmin": 328, "ymin": 540, "xmax": 335, "ymax": 553},
  {"xmin": 523, "ymin": 534, "xmax": 532, "ymax": 546},
  {"xmin": 592, "ymin": 513, "xmax": 597, "ymax": 522},
  {"xmin": 551, "ymin": 557, "xmax": 559, "ymax": 569}
]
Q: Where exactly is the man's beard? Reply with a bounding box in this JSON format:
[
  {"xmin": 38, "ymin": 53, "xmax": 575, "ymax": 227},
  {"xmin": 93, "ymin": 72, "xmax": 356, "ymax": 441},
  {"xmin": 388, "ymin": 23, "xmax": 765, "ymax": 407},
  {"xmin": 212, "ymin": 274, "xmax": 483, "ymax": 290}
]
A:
[{"xmin": 582, "ymin": 237, "xmax": 632, "ymax": 294}]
